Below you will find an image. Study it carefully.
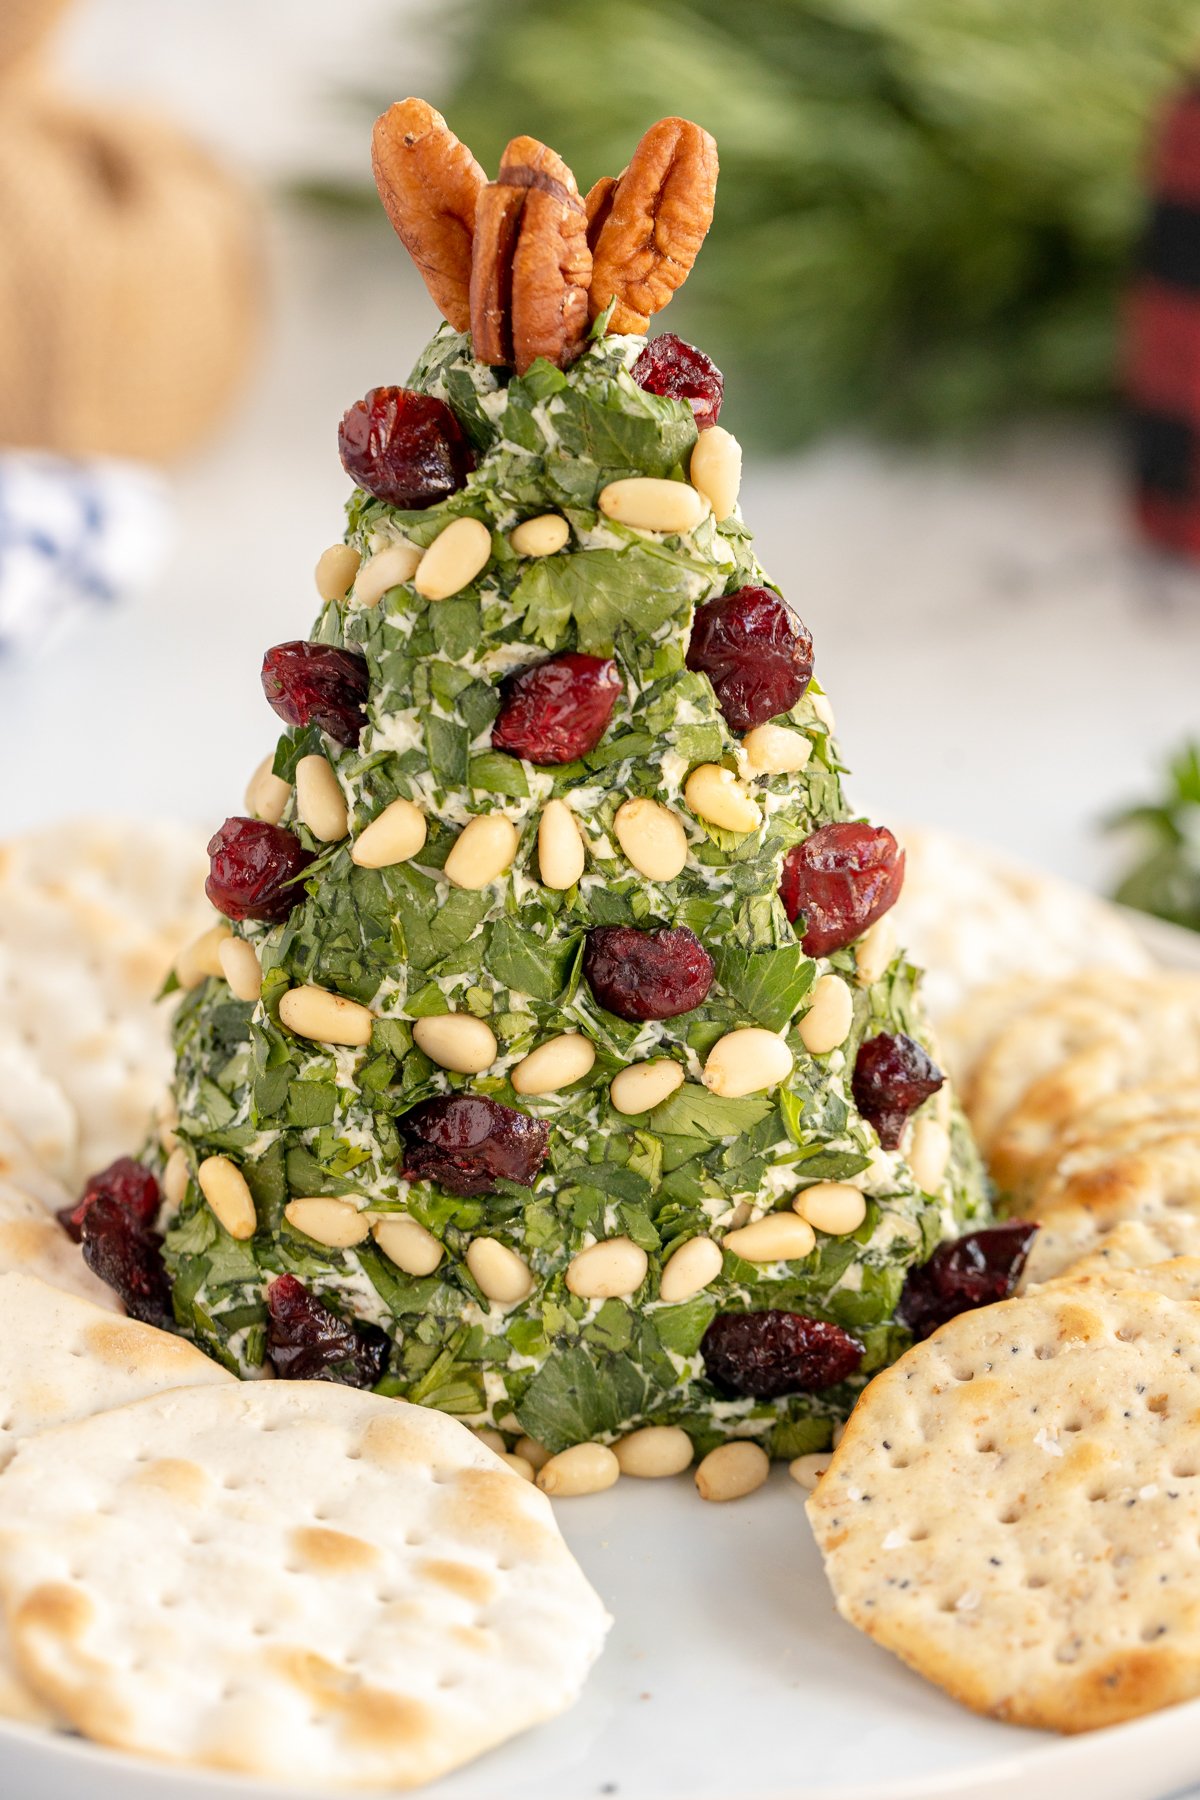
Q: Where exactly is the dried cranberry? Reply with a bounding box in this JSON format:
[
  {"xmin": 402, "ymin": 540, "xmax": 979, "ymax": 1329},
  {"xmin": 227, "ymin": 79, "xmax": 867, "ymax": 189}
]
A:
[
  {"xmin": 491, "ymin": 654, "xmax": 622, "ymax": 765},
  {"xmin": 261, "ymin": 641, "xmax": 369, "ymax": 747},
  {"xmin": 702, "ymin": 1310, "xmax": 864, "ymax": 1399},
  {"xmin": 399, "ymin": 1095, "xmax": 549, "ymax": 1197},
  {"xmin": 205, "ymin": 817, "xmax": 315, "ymax": 924},
  {"xmin": 632, "ymin": 334, "xmax": 724, "ymax": 431},
  {"xmin": 852, "ymin": 1033, "xmax": 944, "ymax": 1150},
  {"xmin": 266, "ymin": 1274, "xmax": 388, "ymax": 1386},
  {"xmin": 897, "ymin": 1224, "xmax": 1038, "ymax": 1341},
  {"xmin": 686, "ymin": 588, "xmax": 813, "ymax": 732},
  {"xmin": 79, "ymin": 1198, "xmax": 172, "ymax": 1328},
  {"xmin": 584, "ymin": 925, "xmax": 714, "ymax": 1022},
  {"xmin": 58, "ymin": 1156, "xmax": 161, "ymax": 1244},
  {"xmin": 337, "ymin": 386, "xmax": 475, "ymax": 509},
  {"xmin": 780, "ymin": 821, "xmax": 904, "ymax": 957}
]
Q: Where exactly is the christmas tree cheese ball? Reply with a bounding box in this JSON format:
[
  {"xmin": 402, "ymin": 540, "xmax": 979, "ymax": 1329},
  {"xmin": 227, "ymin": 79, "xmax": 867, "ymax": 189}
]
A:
[{"xmin": 155, "ymin": 102, "xmax": 1020, "ymax": 1465}]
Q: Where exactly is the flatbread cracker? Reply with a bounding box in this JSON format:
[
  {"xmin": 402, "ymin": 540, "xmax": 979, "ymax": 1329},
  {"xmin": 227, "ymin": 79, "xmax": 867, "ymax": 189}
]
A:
[
  {"xmin": 0, "ymin": 1180, "xmax": 118, "ymax": 1309},
  {"xmin": 0, "ymin": 1383, "xmax": 610, "ymax": 1785},
  {"xmin": 808, "ymin": 1271, "xmax": 1200, "ymax": 1731},
  {"xmin": 0, "ymin": 1273, "xmax": 231, "ymax": 1725}
]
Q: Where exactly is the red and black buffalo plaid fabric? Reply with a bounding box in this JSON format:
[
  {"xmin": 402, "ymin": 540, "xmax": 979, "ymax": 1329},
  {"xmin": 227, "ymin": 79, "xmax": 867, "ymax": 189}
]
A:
[{"xmin": 1129, "ymin": 82, "xmax": 1200, "ymax": 559}]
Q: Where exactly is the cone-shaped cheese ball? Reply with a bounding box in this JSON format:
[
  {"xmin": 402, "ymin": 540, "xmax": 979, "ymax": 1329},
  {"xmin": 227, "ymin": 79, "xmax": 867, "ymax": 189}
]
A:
[{"xmin": 159, "ymin": 112, "xmax": 994, "ymax": 1461}]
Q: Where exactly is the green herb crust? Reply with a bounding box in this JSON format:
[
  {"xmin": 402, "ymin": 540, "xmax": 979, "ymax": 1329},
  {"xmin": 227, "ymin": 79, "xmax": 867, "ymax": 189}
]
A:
[{"xmin": 164, "ymin": 325, "xmax": 989, "ymax": 1457}]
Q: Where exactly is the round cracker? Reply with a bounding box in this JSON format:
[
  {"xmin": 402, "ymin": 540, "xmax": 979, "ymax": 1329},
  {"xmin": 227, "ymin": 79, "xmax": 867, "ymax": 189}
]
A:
[
  {"xmin": 0, "ymin": 1180, "xmax": 117, "ymax": 1309},
  {"xmin": 988, "ymin": 988, "xmax": 1200, "ymax": 1198},
  {"xmin": 893, "ymin": 827, "xmax": 1151, "ymax": 1027},
  {"xmin": 0, "ymin": 1272, "xmax": 231, "ymax": 1725},
  {"xmin": 0, "ymin": 820, "xmax": 211, "ymax": 1185},
  {"xmin": 808, "ymin": 1273, "xmax": 1200, "ymax": 1731},
  {"xmin": 1019, "ymin": 1134, "xmax": 1200, "ymax": 1286},
  {"xmin": 0, "ymin": 1383, "xmax": 610, "ymax": 1785},
  {"xmin": 965, "ymin": 990, "xmax": 1138, "ymax": 1150}
]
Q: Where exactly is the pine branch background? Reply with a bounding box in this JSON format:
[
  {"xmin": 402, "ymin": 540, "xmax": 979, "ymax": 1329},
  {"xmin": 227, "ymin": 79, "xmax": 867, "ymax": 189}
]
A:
[{"xmin": 317, "ymin": 0, "xmax": 1199, "ymax": 450}]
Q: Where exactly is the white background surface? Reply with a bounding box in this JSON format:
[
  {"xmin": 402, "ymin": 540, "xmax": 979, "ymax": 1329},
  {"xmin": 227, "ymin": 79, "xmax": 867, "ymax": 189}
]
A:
[{"xmin": 2, "ymin": 8, "xmax": 1200, "ymax": 1798}]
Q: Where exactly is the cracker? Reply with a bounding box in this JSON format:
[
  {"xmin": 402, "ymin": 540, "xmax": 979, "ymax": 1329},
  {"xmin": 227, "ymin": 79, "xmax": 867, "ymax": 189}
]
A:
[
  {"xmin": 0, "ymin": 1180, "xmax": 118, "ymax": 1308},
  {"xmin": 0, "ymin": 1272, "xmax": 230, "ymax": 1474},
  {"xmin": 808, "ymin": 1274, "xmax": 1200, "ymax": 1731},
  {"xmin": 1019, "ymin": 1135, "xmax": 1200, "ymax": 1286},
  {"xmin": 893, "ymin": 827, "xmax": 1151, "ymax": 1026},
  {"xmin": 0, "ymin": 1273, "xmax": 231, "ymax": 1724},
  {"xmin": 1048, "ymin": 1233, "xmax": 1200, "ymax": 1289},
  {"xmin": 988, "ymin": 988, "xmax": 1200, "ymax": 1198},
  {"xmin": 0, "ymin": 820, "xmax": 210, "ymax": 1184},
  {"xmin": 0, "ymin": 1384, "xmax": 611, "ymax": 1784},
  {"xmin": 0, "ymin": 1117, "xmax": 71, "ymax": 1211},
  {"xmin": 965, "ymin": 990, "xmax": 1138, "ymax": 1150}
]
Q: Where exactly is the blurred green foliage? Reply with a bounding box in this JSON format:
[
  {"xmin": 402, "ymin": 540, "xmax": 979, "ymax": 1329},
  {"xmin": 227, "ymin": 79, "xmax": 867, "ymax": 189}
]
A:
[
  {"xmin": 1110, "ymin": 745, "xmax": 1200, "ymax": 934},
  {"xmin": 343, "ymin": 0, "xmax": 1199, "ymax": 448}
]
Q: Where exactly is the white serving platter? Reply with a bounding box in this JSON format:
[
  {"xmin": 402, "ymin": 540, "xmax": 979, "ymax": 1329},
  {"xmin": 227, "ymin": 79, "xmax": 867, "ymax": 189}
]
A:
[{"xmin": 3, "ymin": 913, "xmax": 1200, "ymax": 1800}]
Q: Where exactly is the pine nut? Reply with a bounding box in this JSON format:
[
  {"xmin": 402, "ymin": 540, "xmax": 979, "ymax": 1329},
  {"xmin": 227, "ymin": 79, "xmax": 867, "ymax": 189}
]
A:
[
  {"xmin": 695, "ymin": 1440, "xmax": 769, "ymax": 1503},
  {"xmin": 516, "ymin": 1435, "xmax": 550, "ymax": 1471},
  {"xmin": 315, "ymin": 542, "xmax": 362, "ymax": 603},
  {"xmin": 157, "ymin": 1096, "xmax": 180, "ymax": 1154},
  {"xmin": 511, "ymin": 1033, "xmax": 595, "ymax": 1095},
  {"xmin": 474, "ymin": 1427, "xmax": 507, "ymax": 1456},
  {"xmin": 414, "ymin": 517, "xmax": 492, "ymax": 600},
  {"xmin": 659, "ymin": 1234, "xmax": 723, "ymax": 1301},
  {"xmin": 798, "ymin": 974, "xmax": 854, "ymax": 1055},
  {"xmin": 689, "ymin": 425, "xmax": 741, "ymax": 521},
  {"xmin": 684, "ymin": 764, "xmax": 761, "ymax": 834},
  {"xmin": 175, "ymin": 923, "xmax": 231, "ymax": 989},
  {"xmin": 197, "ymin": 1155, "xmax": 257, "ymax": 1241},
  {"xmin": 163, "ymin": 1145, "xmax": 190, "ymax": 1207},
  {"xmin": 609, "ymin": 1060, "xmax": 684, "ymax": 1117},
  {"xmin": 909, "ymin": 1116, "xmax": 951, "ymax": 1191},
  {"xmin": 295, "ymin": 754, "xmax": 349, "ymax": 842},
  {"xmin": 219, "ymin": 936, "xmax": 263, "ymax": 1003},
  {"xmin": 372, "ymin": 1215, "xmax": 444, "ymax": 1276},
  {"xmin": 537, "ymin": 799, "xmax": 585, "ymax": 889},
  {"xmin": 613, "ymin": 796, "xmax": 688, "ymax": 881},
  {"xmin": 615, "ymin": 1425, "xmax": 694, "ymax": 1478},
  {"xmin": 788, "ymin": 1451, "xmax": 833, "ymax": 1492},
  {"xmin": 510, "ymin": 513, "xmax": 570, "ymax": 557},
  {"xmin": 245, "ymin": 754, "xmax": 291, "ymax": 825},
  {"xmin": 467, "ymin": 1237, "xmax": 534, "ymax": 1307},
  {"xmin": 793, "ymin": 1181, "xmax": 867, "ymax": 1236},
  {"xmin": 743, "ymin": 723, "xmax": 812, "ymax": 775},
  {"xmin": 565, "ymin": 1236, "xmax": 648, "ymax": 1300},
  {"xmin": 351, "ymin": 796, "xmax": 427, "ymax": 868},
  {"xmin": 598, "ymin": 477, "xmax": 708, "ymax": 535},
  {"xmin": 503, "ymin": 1452, "xmax": 536, "ymax": 1481},
  {"xmin": 855, "ymin": 913, "xmax": 896, "ymax": 987},
  {"xmin": 284, "ymin": 1196, "xmax": 371, "ymax": 1248},
  {"xmin": 444, "ymin": 814, "xmax": 519, "ymax": 889},
  {"xmin": 278, "ymin": 984, "xmax": 375, "ymax": 1047},
  {"xmin": 724, "ymin": 1213, "xmax": 816, "ymax": 1263},
  {"xmin": 703, "ymin": 1027, "xmax": 793, "ymax": 1098},
  {"xmin": 810, "ymin": 690, "xmax": 836, "ymax": 732},
  {"xmin": 537, "ymin": 1442, "xmax": 620, "ymax": 1497},
  {"xmin": 412, "ymin": 1012, "xmax": 498, "ymax": 1074},
  {"xmin": 351, "ymin": 541, "xmax": 420, "ymax": 609}
]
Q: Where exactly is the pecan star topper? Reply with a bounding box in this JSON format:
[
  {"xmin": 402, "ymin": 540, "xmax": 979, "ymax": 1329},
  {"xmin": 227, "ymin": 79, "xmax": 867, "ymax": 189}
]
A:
[{"xmin": 371, "ymin": 97, "xmax": 718, "ymax": 375}]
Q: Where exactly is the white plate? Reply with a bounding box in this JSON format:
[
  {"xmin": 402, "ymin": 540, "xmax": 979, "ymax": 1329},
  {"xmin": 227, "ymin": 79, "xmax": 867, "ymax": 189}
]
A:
[{"xmin": 4, "ymin": 910, "xmax": 1200, "ymax": 1800}]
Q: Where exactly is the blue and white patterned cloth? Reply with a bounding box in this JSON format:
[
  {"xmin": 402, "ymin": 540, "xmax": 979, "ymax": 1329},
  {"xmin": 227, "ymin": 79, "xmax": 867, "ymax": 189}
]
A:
[{"xmin": 0, "ymin": 453, "xmax": 172, "ymax": 657}]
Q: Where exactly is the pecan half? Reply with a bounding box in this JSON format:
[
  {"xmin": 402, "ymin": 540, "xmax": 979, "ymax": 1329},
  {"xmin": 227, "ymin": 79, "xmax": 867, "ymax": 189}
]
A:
[
  {"xmin": 584, "ymin": 174, "xmax": 620, "ymax": 252},
  {"xmin": 589, "ymin": 117, "xmax": 718, "ymax": 333},
  {"xmin": 371, "ymin": 98, "xmax": 486, "ymax": 333},
  {"xmin": 470, "ymin": 136, "xmax": 592, "ymax": 375}
]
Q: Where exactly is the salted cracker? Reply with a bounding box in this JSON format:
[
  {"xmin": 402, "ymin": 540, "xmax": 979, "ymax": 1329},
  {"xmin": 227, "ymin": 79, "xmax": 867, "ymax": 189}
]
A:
[
  {"xmin": 808, "ymin": 1274, "xmax": 1200, "ymax": 1731},
  {"xmin": 0, "ymin": 1180, "xmax": 118, "ymax": 1309},
  {"xmin": 1019, "ymin": 1135, "xmax": 1200, "ymax": 1286},
  {"xmin": 0, "ymin": 1383, "xmax": 611, "ymax": 1785},
  {"xmin": 0, "ymin": 1273, "xmax": 231, "ymax": 1725}
]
